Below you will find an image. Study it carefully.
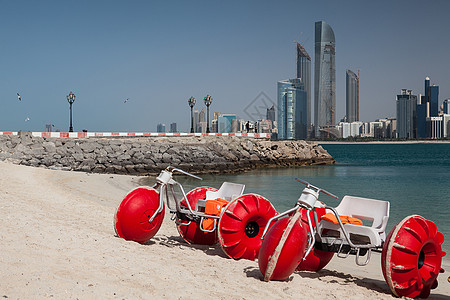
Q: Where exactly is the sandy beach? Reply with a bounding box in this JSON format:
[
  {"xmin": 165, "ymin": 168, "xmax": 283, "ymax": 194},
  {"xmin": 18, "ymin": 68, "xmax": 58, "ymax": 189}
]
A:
[{"xmin": 0, "ymin": 161, "xmax": 448, "ymax": 299}]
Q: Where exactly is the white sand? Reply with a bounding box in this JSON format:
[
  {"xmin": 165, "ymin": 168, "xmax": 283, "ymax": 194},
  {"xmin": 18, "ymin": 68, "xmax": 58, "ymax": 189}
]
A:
[{"xmin": 0, "ymin": 161, "xmax": 448, "ymax": 299}]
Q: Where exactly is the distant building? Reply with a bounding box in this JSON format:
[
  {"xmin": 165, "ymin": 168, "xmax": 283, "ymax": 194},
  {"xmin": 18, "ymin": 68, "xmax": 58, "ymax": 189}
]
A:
[
  {"xmin": 314, "ymin": 21, "xmax": 336, "ymax": 137},
  {"xmin": 426, "ymin": 117, "xmax": 443, "ymax": 139},
  {"xmin": 157, "ymin": 123, "xmax": 166, "ymax": 133},
  {"xmin": 297, "ymin": 42, "xmax": 312, "ymax": 137},
  {"xmin": 396, "ymin": 89, "xmax": 417, "ymax": 139},
  {"xmin": 443, "ymin": 99, "xmax": 450, "ymax": 114},
  {"xmin": 193, "ymin": 109, "xmax": 199, "ymax": 133},
  {"xmin": 198, "ymin": 108, "xmax": 206, "ymax": 132},
  {"xmin": 346, "ymin": 69, "xmax": 359, "ymax": 122},
  {"xmin": 169, "ymin": 122, "xmax": 177, "ymax": 133},
  {"xmin": 338, "ymin": 121, "xmax": 363, "ymax": 138},
  {"xmin": 266, "ymin": 105, "xmax": 276, "ymax": 122},
  {"xmin": 217, "ymin": 114, "xmax": 237, "ymax": 133},
  {"xmin": 442, "ymin": 114, "xmax": 450, "ymax": 137},
  {"xmin": 277, "ymin": 79, "xmax": 308, "ymax": 139},
  {"xmin": 418, "ymin": 77, "xmax": 440, "ymax": 138}
]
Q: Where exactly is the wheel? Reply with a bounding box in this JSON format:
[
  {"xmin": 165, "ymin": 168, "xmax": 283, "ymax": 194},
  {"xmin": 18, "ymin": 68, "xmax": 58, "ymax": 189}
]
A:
[
  {"xmin": 258, "ymin": 211, "xmax": 308, "ymax": 281},
  {"xmin": 114, "ymin": 187, "xmax": 164, "ymax": 244},
  {"xmin": 176, "ymin": 186, "xmax": 218, "ymax": 245},
  {"xmin": 218, "ymin": 194, "xmax": 277, "ymax": 260},
  {"xmin": 381, "ymin": 215, "xmax": 445, "ymax": 298},
  {"xmin": 296, "ymin": 207, "xmax": 334, "ymax": 272}
]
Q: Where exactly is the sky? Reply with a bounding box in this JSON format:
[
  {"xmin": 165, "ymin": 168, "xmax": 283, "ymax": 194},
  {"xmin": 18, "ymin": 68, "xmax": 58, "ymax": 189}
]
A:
[{"xmin": 1, "ymin": 0, "xmax": 449, "ymax": 132}]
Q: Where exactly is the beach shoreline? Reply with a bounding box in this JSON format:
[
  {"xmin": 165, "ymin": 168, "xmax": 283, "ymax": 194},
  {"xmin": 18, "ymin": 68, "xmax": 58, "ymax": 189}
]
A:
[{"xmin": 0, "ymin": 161, "xmax": 448, "ymax": 299}]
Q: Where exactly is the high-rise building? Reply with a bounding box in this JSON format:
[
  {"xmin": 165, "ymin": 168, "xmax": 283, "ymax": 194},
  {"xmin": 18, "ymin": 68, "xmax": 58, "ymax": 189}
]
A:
[
  {"xmin": 443, "ymin": 99, "xmax": 450, "ymax": 114},
  {"xmin": 277, "ymin": 79, "xmax": 308, "ymax": 139},
  {"xmin": 430, "ymin": 84, "xmax": 439, "ymax": 117},
  {"xmin": 296, "ymin": 42, "xmax": 312, "ymax": 137},
  {"xmin": 314, "ymin": 21, "xmax": 336, "ymax": 137},
  {"xmin": 198, "ymin": 108, "xmax": 206, "ymax": 132},
  {"xmin": 266, "ymin": 105, "xmax": 275, "ymax": 122},
  {"xmin": 396, "ymin": 89, "xmax": 417, "ymax": 139},
  {"xmin": 157, "ymin": 123, "xmax": 166, "ymax": 133},
  {"xmin": 346, "ymin": 69, "xmax": 359, "ymax": 122},
  {"xmin": 217, "ymin": 114, "xmax": 237, "ymax": 133},
  {"xmin": 193, "ymin": 109, "xmax": 199, "ymax": 133},
  {"xmin": 169, "ymin": 122, "xmax": 177, "ymax": 133},
  {"xmin": 417, "ymin": 77, "xmax": 440, "ymax": 137}
]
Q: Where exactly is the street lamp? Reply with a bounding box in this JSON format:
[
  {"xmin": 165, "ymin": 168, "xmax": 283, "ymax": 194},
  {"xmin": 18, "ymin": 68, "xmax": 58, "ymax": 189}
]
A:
[
  {"xmin": 203, "ymin": 95, "xmax": 212, "ymax": 133},
  {"xmin": 67, "ymin": 91, "xmax": 76, "ymax": 132},
  {"xmin": 188, "ymin": 96, "xmax": 196, "ymax": 133}
]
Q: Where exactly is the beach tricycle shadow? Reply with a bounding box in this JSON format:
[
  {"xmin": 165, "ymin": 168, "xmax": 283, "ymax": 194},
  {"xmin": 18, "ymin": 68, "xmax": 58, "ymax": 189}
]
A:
[{"xmin": 113, "ymin": 166, "xmax": 446, "ymax": 299}]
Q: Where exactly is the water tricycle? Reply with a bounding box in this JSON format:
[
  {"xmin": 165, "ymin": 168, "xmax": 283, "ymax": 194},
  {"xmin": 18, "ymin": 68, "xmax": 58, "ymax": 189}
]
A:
[
  {"xmin": 114, "ymin": 166, "xmax": 277, "ymax": 260},
  {"xmin": 258, "ymin": 179, "xmax": 446, "ymax": 299},
  {"xmin": 114, "ymin": 167, "xmax": 446, "ymax": 298}
]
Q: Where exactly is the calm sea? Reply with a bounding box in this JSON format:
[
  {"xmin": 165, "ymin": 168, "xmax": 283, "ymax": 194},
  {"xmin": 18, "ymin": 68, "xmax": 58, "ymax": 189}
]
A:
[{"xmin": 160, "ymin": 142, "xmax": 450, "ymax": 254}]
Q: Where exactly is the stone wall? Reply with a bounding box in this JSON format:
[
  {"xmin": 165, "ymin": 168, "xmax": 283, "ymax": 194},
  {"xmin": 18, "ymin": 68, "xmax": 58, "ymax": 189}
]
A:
[{"xmin": 0, "ymin": 132, "xmax": 335, "ymax": 174}]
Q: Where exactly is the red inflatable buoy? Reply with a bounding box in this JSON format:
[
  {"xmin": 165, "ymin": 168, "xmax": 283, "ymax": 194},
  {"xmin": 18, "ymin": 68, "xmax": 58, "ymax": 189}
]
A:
[
  {"xmin": 176, "ymin": 186, "xmax": 219, "ymax": 245},
  {"xmin": 218, "ymin": 194, "xmax": 277, "ymax": 260},
  {"xmin": 114, "ymin": 187, "xmax": 164, "ymax": 244},
  {"xmin": 296, "ymin": 207, "xmax": 334, "ymax": 272},
  {"xmin": 381, "ymin": 215, "xmax": 445, "ymax": 298},
  {"xmin": 258, "ymin": 210, "xmax": 308, "ymax": 281}
]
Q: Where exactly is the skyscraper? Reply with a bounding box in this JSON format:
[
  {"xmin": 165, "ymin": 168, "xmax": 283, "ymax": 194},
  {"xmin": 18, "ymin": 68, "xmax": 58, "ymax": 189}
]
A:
[
  {"xmin": 396, "ymin": 89, "xmax": 417, "ymax": 139},
  {"xmin": 277, "ymin": 79, "xmax": 308, "ymax": 139},
  {"xmin": 314, "ymin": 21, "xmax": 336, "ymax": 137},
  {"xmin": 346, "ymin": 69, "xmax": 359, "ymax": 122},
  {"xmin": 266, "ymin": 105, "xmax": 275, "ymax": 122},
  {"xmin": 296, "ymin": 42, "xmax": 311, "ymax": 136},
  {"xmin": 157, "ymin": 123, "xmax": 166, "ymax": 133},
  {"xmin": 417, "ymin": 77, "xmax": 439, "ymax": 137}
]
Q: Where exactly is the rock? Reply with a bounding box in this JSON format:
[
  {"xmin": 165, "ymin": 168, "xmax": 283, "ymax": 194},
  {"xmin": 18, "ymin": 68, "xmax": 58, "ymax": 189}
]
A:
[{"xmin": 0, "ymin": 135, "xmax": 335, "ymax": 175}]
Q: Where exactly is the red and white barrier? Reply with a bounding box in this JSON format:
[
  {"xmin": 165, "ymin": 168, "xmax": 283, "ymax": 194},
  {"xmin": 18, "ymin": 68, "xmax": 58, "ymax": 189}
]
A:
[{"xmin": 0, "ymin": 132, "xmax": 270, "ymax": 139}]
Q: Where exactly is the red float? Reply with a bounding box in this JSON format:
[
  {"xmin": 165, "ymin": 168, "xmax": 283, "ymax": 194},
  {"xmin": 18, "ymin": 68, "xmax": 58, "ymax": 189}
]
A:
[
  {"xmin": 381, "ymin": 215, "xmax": 446, "ymax": 298},
  {"xmin": 296, "ymin": 207, "xmax": 334, "ymax": 272},
  {"xmin": 218, "ymin": 194, "xmax": 277, "ymax": 260},
  {"xmin": 176, "ymin": 186, "xmax": 219, "ymax": 245},
  {"xmin": 114, "ymin": 187, "xmax": 164, "ymax": 243},
  {"xmin": 258, "ymin": 212, "xmax": 308, "ymax": 281}
]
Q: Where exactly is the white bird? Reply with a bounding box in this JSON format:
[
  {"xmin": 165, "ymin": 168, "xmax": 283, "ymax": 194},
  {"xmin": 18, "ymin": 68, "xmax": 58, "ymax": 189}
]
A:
[
  {"xmin": 124, "ymin": 98, "xmax": 129, "ymax": 103},
  {"xmin": 25, "ymin": 117, "xmax": 30, "ymax": 122},
  {"xmin": 17, "ymin": 93, "xmax": 21, "ymax": 101}
]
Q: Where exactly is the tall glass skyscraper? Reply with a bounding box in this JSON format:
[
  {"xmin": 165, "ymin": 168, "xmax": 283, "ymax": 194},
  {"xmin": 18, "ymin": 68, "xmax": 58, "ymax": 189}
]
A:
[
  {"xmin": 296, "ymin": 42, "xmax": 311, "ymax": 137},
  {"xmin": 396, "ymin": 89, "xmax": 417, "ymax": 139},
  {"xmin": 417, "ymin": 76, "xmax": 439, "ymax": 138},
  {"xmin": 346, "ymin": 69, "xmax": 359, "ymax": 122},
  {"xmin": 277, "ymin": 79, "xmax": 307, "ymax": 139},
  {"xmin": 314, "ymin": 21, "xmax": 336, "ymax": 137}
]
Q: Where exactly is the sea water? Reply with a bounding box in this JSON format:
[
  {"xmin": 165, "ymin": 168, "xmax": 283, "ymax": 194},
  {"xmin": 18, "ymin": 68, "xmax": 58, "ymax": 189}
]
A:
[{"xmin": 172, "ymin": 142, "xmax": 449, "ymax": 255}]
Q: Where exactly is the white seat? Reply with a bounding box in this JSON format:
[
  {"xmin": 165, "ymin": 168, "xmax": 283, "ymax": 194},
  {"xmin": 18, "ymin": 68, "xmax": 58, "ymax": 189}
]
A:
[
  {"xmin": 205, "ymin": 182, "xmax": 245, "ymax": 202},
  {"xmin": 318, "ymin": 195, "xmax": 390, "ymax": 247}
]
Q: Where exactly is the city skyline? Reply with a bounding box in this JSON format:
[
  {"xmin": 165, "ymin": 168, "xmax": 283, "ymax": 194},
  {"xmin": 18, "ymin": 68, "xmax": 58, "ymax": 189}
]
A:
[{"xmin": 1, "ymin": 1, "xmax": 450, "ymax": 132}]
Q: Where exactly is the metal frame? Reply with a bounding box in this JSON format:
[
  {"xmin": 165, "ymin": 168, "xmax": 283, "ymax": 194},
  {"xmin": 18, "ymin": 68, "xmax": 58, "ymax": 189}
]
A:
[
  {"xmin": 261, "ymin": 178, "xmax": 387, "ymax": 266},
  {"xmin": 149, "ymin": 166, "xmax": 221, "ymax": 232}
]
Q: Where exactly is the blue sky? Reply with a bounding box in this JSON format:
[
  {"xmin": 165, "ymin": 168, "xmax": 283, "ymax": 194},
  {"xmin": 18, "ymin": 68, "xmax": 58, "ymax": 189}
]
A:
[{"xmin": 1, "ymin": 0, "xmax": 449, "ymax": 132}]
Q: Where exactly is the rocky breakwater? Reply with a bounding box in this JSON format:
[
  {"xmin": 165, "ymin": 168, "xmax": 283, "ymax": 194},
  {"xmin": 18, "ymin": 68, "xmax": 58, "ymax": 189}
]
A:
[{"xmin": 0, "ymin": 132, "xmax": 335, "ymax": 174}]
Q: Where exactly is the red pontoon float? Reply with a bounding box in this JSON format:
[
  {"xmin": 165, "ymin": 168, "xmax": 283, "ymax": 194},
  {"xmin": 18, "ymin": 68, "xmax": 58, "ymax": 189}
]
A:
[
  {"xmin": 114, "ymin": 166, "xmax": 277, "ymax": 261},
  {"xmin": 257, "ymin": 179, "xmax": 446, "ymax": 299}
]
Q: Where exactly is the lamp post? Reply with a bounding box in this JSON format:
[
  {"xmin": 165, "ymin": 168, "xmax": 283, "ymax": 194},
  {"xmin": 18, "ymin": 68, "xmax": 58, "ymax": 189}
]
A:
[
  {"xmin": 203, "ymin": 95, "xmax": 212, "ymax": 133},
  {"xmin": 188, "ymin": 96, "xmax": 196, "ymax": 133},
  {"xmin": 67, "ymin": 91, "xmax": 76, "ymax": 132}
]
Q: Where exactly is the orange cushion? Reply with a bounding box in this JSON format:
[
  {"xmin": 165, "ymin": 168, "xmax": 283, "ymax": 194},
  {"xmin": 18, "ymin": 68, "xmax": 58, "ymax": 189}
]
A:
[
  {"xmin": 202, "ymin": 198, "xmax": 229, "ymax": 230},
  {"xmin": 322, "ymin": 212, "xmax": 363, "ymax": 226}
]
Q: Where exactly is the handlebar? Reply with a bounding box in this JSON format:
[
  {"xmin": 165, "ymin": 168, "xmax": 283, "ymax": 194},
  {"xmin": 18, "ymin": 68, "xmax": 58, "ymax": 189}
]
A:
[
  {"xmin": 295, "ymin": 178, "xmax": 338, "ymax": 199},
  {"xmin": 166, "ymin": 166, "xmax": 203, "ymax": 181}
]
